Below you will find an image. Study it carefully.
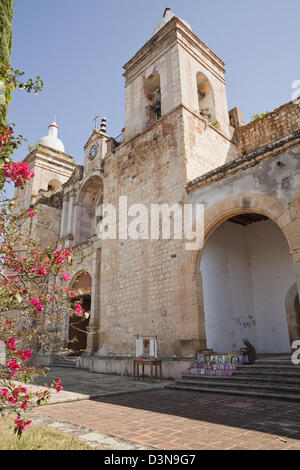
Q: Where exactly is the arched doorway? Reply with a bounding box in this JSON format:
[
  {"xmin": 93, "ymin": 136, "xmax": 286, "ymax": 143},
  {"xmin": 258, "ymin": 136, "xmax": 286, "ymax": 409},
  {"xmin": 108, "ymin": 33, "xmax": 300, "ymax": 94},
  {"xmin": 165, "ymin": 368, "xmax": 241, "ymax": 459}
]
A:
[
  {"xmin": 200, "ymin": 213, "xmax": 296, "ymax": 354},
  {"xmin": 68, "ymin": 272, "xmax": 92, "ymax": 356}
]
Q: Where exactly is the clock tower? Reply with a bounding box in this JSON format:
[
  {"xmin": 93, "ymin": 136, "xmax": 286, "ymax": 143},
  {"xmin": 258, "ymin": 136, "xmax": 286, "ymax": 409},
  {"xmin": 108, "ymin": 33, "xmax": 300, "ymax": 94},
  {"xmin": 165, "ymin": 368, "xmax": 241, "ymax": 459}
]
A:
[{"xmin": 83, "ymin": 117, "xmax": 108, "ymax": 175}]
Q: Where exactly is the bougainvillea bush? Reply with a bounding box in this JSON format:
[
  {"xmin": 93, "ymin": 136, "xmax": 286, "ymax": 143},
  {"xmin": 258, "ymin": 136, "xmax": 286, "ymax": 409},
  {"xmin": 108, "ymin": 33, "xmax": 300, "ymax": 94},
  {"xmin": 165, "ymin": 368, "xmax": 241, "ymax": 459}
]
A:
[
  {"xmin": 0, "ymin": 217, "xmax": 89, "ymax": 437},
  {"xmin": 0, "ymin": 68, "xmax": 87, "ymax": 438}
]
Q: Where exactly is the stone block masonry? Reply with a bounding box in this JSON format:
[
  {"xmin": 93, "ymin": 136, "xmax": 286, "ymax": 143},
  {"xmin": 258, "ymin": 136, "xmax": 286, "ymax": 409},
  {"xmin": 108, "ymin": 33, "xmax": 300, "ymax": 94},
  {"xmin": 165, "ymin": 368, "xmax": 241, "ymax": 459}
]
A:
[{"xmin": 235, "ymin": 101, "xmax": 300, "ymax": 156}]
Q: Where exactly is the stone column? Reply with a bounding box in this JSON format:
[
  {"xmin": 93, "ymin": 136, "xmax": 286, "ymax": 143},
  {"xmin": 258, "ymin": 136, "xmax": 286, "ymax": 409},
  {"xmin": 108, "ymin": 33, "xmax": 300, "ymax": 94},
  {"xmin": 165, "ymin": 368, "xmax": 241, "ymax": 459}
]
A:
[
  {"xmin": 73, "ymin": 201, "xmax": 82, "ymax": 246},
  {"xmin": 67, "ymin": 192, "xmax": 75, "ymax": 237},
  {"xmin": 85, "ymin": 246, "xmax": 101, "ymax": 355},
  {"xmin": 60, "ymin": 194, "xmax": 69, "ymax": 238}
]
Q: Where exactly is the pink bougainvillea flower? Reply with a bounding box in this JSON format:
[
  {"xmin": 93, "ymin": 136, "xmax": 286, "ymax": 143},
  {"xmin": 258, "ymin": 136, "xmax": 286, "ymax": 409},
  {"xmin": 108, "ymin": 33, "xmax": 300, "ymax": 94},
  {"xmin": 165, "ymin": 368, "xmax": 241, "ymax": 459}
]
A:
[
  {"xmin": 17, "ymin": 349, "xmax": 32, "ymax": 361},
  {"xmin": 75, "ymin": 304, "xmax": 84, "ymax": 316},
  {"xmin": 51, "ymin": 378, "xmax": 63, "ymax": 392},
  {"xmin": 27, "ymin": 208, "xmax": 35, "ymax": 217},
  {"xmin": 14, "ymin": 416, "xmax": 31, "ymax": 431},
  {"xmin": 7, "ymin": 358, "xmax": 20, "ymax": 370},
  {"xmin": 62, "ymin": 271, "xmax": 71, "ymax": 282},
  {"xmin": 0, "ymin": 126, "xmax": 14, "ymax": 152},
  {"xmin": 37, "ymin": 267, "xmax": 47, "ymax": 276},
  {"xmin": 9, "ymin": 396, "xmax": 18, "ymax": 404},
  {"xmin": 29, "ymin": 298, "xmax": 43, "ymax": 311},
  {"xmin": 6, "ymin": 337, "xmax": 17, "ymax": 351},
  {"xmin": 3, "ymin": 161, "xmax": 34, "ymax": 187},
  {"xmin": 22, "ymin": 349, "xmax": 32, "ymax": 361}
]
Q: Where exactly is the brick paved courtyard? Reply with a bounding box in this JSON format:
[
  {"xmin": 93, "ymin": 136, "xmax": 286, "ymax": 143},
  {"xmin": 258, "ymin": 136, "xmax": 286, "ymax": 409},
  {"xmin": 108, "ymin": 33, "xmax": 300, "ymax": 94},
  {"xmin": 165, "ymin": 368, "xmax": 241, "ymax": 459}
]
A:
[{"xmin": 33, "ymin": 389, "xmax": 300, "ymax": 450}]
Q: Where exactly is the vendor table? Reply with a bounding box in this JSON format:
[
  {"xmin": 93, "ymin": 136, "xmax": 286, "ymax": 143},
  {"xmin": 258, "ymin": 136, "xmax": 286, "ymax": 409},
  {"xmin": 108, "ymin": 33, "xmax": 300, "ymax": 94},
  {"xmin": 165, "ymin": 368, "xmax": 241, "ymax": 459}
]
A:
[{"xmin": 133, "ymin": 359, "xmax": 162, "ymax": 381}]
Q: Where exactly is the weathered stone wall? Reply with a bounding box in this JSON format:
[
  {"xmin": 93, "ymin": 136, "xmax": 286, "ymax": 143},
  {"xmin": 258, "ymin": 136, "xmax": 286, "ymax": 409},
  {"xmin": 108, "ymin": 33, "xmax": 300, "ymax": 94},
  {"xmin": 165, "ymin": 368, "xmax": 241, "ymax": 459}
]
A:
[
  {"xmin": 30, "ymin": 202, "xmax": 62, "ymax": 249},
  {"xmin": 177, "ymin": 35, "xmax": 229, "ymax": 130},
  {"xmin": 235, "ymin": 102, "xmax": 300, "ymax": 156},
  {"xmin": 182, "ymin": 107, "xmax": 238, "ymax": 182},
  {"xmin": 99, "ymin": 106, "xmax": 202, "ymax": 359},
  {"xmin": 187, "ymin": 141, "xmax": 300, "ymax": 351}
]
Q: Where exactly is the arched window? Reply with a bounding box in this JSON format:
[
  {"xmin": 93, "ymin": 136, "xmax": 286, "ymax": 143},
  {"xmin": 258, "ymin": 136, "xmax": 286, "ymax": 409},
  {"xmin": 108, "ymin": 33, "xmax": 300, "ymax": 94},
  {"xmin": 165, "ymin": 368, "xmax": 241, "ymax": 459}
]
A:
[
  {"xmin": 75, "ymin": 176, "xmax": 103, "ymax": 245},
  {"xmin": 95, "ymin": 195, "xmax": 104, "ymax": 235},
  {"xmin": 196, "ymin": 72, "xmax": 216, "ymax": 123},
  {"xmin": 144, "ymin": 72, "xmax": 161, "ymax": 127},
  {"xmin": 47, "ymin": 179, "xmax": 62, "ymax": 195}
]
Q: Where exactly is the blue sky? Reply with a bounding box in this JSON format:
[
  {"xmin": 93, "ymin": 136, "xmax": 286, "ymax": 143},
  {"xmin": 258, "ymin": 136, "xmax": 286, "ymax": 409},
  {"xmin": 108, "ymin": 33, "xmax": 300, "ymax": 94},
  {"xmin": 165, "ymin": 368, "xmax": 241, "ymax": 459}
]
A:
[{"xmin": 8, "ymin": 0, "xmax": 300, "ymax": 170}]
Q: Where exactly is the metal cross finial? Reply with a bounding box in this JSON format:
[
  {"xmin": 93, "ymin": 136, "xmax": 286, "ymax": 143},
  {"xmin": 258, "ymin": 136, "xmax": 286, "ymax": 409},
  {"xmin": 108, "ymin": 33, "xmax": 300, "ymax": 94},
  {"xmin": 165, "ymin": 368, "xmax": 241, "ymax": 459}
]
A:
[{"xmin": 92, "ymin": 114, "xmax": 100, "ymax": 129}]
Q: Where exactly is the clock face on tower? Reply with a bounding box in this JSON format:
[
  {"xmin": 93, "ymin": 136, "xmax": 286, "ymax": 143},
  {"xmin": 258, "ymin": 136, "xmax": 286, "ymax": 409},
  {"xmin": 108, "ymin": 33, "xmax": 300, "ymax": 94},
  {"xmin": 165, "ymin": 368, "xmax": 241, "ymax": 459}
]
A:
[{"xmin": 88, "ymin": 143, "xmax": 99, "ymax": 160}]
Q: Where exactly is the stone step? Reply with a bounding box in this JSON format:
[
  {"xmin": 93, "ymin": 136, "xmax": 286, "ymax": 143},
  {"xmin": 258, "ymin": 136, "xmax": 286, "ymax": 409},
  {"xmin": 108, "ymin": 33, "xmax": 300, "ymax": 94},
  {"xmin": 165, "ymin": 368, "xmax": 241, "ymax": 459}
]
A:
[
  {"xmin": 182, "ymin": 373, "xmax": 300, "ymax": 385},
  {"xmin": 166, "ymin": 384, "xmax": 300, "ymax": 402},
  {"xmin": 255, "ymin": 358, "xmax": 293, "ymax": 363},
  {"xmin": 52, "ymin": 357, "xmax": 77, "ymax": 368},
  {"xmin": 254, "ymin": 361, "xmax": 294, "ymax": 366},
  {"xmin": 234, "ymin": 369, "xmax": 300, "ymax": 378},
  {"xmin": 175, "ymin": 378, "xmax": 300, "ymax": 394},
  {"xmin": 239, "ymin": 362, "xmax": 300, "ymax": 372},
  {"xmin": 174, "ymin": 357, "xmax": 300, "ymax": 401},
  {"xmin": 183, "ymin": 369, "xmax": 300, "ymax": 380},
  {"xmin": 235, "ymin": 365, "xmax": 300, "ymax": 374},
  {"xmin": 52, "ymin": 363, "xmax": 77, "ymax": 368},
  {"xmin": 255, "ymin": 356, "xmax": 291, "ymax": 362}
]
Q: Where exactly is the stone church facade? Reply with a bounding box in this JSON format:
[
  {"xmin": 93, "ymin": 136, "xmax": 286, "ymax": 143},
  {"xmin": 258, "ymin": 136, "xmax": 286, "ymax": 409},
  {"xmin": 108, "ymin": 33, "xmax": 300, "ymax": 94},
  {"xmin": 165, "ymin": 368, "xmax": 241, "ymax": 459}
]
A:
[{"xmin": 15, "ymin": 11, "xmax": 300, "ymax": 377}]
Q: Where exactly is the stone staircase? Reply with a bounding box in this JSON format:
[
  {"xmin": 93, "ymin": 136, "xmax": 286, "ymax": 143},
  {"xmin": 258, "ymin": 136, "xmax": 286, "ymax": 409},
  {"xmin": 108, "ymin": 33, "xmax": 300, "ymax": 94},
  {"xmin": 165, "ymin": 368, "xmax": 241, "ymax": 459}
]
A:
[
  {"xmin": 166, "ymin": 356, "xmax": 300, "ymax": 402},
  {"xmin": 51, "ymin": 356, "xmax": 78, "ymax": 368}
]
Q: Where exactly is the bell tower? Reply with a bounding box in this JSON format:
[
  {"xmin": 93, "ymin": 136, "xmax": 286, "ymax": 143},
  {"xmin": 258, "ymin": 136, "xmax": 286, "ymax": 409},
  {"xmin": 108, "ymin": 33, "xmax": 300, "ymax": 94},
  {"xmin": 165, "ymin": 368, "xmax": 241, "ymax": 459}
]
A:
[
  {"xmin": 83, "ymin": 116, "xmax": 108, "ymax": 177},
  {"xmin": 122, "ymin": 9, "xmax": 237, "ymax": 179},
  {"xmin": 15, "ymin": 119, "xmax": 77, "ymax": 210}
]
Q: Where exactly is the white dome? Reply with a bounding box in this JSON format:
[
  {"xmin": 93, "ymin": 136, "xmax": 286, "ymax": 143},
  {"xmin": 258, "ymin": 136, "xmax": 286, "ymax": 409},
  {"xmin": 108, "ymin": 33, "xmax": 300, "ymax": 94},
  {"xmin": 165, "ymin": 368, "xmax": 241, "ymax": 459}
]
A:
[
  {"xmin": 37, "ymin": 120, "xmax": 65, "ymax": 153},
  {"xmin": 37, "ymin": 135, "xmax": 65, "ymax": 152}
]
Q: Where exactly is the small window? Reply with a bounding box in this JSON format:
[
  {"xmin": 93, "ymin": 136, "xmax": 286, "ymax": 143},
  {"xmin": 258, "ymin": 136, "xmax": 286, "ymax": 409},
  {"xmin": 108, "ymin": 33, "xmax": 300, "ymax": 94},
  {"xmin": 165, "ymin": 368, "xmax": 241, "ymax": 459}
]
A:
[
  {"xmin": 95, "ymin": 196, "xmax": 104, "ymax": 235},
  {"xmin": 47, "ymin": 179, "xmax": 62, "ymax": 194},
  {"xmin": 76, "ymin": 176, "xmax": 103, "ymax": 245},
  {"xmin": 196, "ymin": 72, "xmax": 216, "ymax": 123},
  {"xmin": 144, "ymin": 73, "xmax": 161, "ymax": 127}
]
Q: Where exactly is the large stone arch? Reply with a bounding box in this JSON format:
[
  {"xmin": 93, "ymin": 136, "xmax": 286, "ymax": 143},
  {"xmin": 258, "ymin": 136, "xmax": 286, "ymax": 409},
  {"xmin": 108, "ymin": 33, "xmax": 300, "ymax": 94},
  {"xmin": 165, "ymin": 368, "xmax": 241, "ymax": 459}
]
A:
[
  {"xmin": 70, "ymin": 270, "xmax": 92, "ymax": 296},
  {"xmin": 74, "ymin": 174, "xmax": 103, "ymax": 245},
  {"xmin": 184, "ymin": 192, "xmax": 300, "ymax": 353},
  {"xmin": 187, "ymin": 192, "xmax": 299, "ymax": 275}
]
